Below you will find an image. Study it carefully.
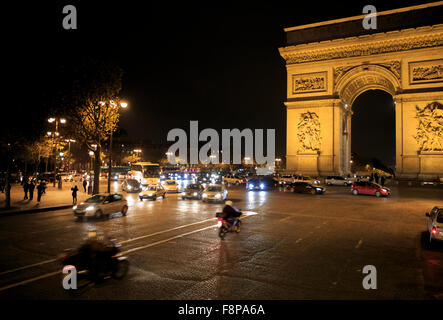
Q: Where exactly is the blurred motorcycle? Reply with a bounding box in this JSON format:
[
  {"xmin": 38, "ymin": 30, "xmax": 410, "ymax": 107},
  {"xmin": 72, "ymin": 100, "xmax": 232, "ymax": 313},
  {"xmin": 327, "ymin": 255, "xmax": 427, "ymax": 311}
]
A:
[{"xmin": 216, "ymin": 212, "xmax": 242, "ymax": 240}]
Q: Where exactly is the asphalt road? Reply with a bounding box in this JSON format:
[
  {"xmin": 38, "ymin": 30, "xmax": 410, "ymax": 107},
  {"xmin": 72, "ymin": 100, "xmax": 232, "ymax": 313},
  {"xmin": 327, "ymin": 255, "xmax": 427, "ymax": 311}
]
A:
[{"xmin": 0, "ymin": 183, "xmax": 442, "ymax": 300}]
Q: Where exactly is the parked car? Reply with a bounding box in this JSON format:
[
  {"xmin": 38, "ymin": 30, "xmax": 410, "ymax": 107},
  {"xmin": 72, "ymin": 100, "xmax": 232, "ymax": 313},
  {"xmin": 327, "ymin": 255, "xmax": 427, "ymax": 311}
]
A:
[
  {"xmin": 181, "ymin": 183, "xmax": 204, "ymax": 199},
  {"xmin": 223, "ymin": 175, "xmax": 245, "ymax": 185},
  {"xmin": 121, "ymin": 179, "xmax": 141, "ymax": 193},
  {"xmin": 202, "ymin": 185, "xmax": 228, "ymax": 203},
  {"xmin": 162, "ymin": 180, "xmax": 179, "ymax": 193},
  {"xmin": 73, "ymin": 193, "xmax": 128, "ymax": 219},
  {"xmin": 425, "ymin": 206, "xmax": 443, "ymax": 244},
  {"xmin": 290, "ymin": 182, "xmax": 325, "ymax": 194},
  {"xmin": 139, "ymin": 184, "xmax": 166, "ymax": 201},
  {"xmin": 325, "ymin": 176, "xmax": 353, "ymax": 186},
  {"xmin": 351, "ymin": 181, "xmax": 390, "ymax": 197}
]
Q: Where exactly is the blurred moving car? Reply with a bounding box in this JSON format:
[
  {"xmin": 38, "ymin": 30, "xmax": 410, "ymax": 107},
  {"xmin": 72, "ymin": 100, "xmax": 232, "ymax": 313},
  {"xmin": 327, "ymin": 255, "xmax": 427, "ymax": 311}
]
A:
[
  {"xmin": 163, "ymin": 180, "xmax": 179, "ymax": 193},
  {"xmin": 247, "ymin": 177, "xmax": 273, "ymax": 191},
  {"xmin": 294, "ymin": 175, "xmax": 321, "ymax": 185},
  {"xmin": 223, "ymin": 175, "xmax": 244, "ymax": 185},
  {"xmin": 73, "ymin": 193, "xmax": 128, "ymax": 219},
  {"xmin": 351, "ymin": 181, "xmax": 390, "ymax": 197},
  {"xmin": 202, "ymin": 185, "xmax": 228, "ymax": 203},
  {"xmin": 278, "ymin": 175, "xmax": 294, "ymax": 185},
  {"xmin": 181, "ymin": 183, "xmax": 204, "ymax": 199},
  {"xmin": 325, "ymin": 176, "xmax": 353, "ymax": 186},
  {"xmin": 121, "ymin": 179, "xmax": 141, "ymax": 193},
  {"xmin": 290, "ymin": 182, "xmax": 325, "ymax": 194},
  {"xmin": 139, "ymin": 184, "xmax": 166, "ymax": 201},
  {"xmin": 426, "ymin": 206, "xmax": 443, "ymax": 244}
]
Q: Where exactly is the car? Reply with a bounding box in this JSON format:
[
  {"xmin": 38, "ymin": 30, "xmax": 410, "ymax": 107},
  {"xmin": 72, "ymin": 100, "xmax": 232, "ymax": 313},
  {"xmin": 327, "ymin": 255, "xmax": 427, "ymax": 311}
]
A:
[
  {"xmin": 426, "ymin": 206, "xmax": 443, "ymax": 244},
  {"xmin": 181, "ymin": 183, "xmax": 204, "ymax": 199},
  {"xmin": 139, "ymin": 184, "xmax": 166, "ymax": 201},
  {"xmin": 278, "ymin": 175, "xmax": 294, "ymax": 185},
  {"xmin": 290, "ymin": 182, "xmax": 325, "ymax": 194},
  {"xmin": 294, "ymin": 175, "xmax": 321, "ymax": 185},
  {"xmin": 202, "ymin": 185, "xmax": 228, "ymax": 203},
  {"xmin": 247, "ymin": 177, "xmax": 273, "ymax": 191},
  {"xmin": 223, "ymin": 175, "xmax": 244, "ymax": 185},
  {"xmin": 121, "ymin": 179, "xmax": 142, "ymax": 193},
  {"xmin": 351, "ymin": 181, "xmax": 390, "ymax": 197},
  {"xmin": 73, "ymin": 193, "xmax": 128, "ymax": 219},
  {"xmin": 37, "ymin": 172, "xmax": 57, "ymax": 183},
  {"xmin": 162, "ymin": 180, "xmax": 179, "ymax": 193},
  {"xmin": 325, "ymin": 176, "xmax": 353, "ymax": 186}
]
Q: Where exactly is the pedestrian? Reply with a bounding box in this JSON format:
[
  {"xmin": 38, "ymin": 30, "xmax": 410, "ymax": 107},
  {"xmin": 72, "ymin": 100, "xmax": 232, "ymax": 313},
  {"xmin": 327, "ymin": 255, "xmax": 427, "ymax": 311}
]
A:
[
  {"xmin": 83, "ymin": 179, "xmax": 87, "ymax": 193},
  {"xmin": 36, "ymin": 182, "xmax": 46, "ymax": 204},
  {"xmin": 381, "ymin": 176, "xmax": 385, "ymax": 186},
  {"xmin": 374, "ymin": 172, "xmax": 379, "ymax": 184},
  {"xmin": 23, "ymin": 178, "xmax": 30, "ymax": 200},
  {"xmin": 71, "ymin": 185, "xmax": 79, "ymax": 205},
  {"xmin": 29, "ymin": 179, "xmax": 35, "ymax": 200}
]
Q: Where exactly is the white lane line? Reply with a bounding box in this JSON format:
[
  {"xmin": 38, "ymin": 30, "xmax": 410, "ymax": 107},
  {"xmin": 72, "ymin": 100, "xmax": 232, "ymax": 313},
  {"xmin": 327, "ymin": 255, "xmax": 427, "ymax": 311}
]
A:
[
  {"xmin": 0, "ymin": 258, "xmax": 59, "ymax": 276},
  {"xmin": 0, "ymin": 271, "xmax": 60, "ymax": 292},
  {"xmin": 355, "ymin": 239, "xmax": 363, "ymax": 249},
  {"xmin": 0, "ymin": 212, "xmax": 259, "ymax": 291}
]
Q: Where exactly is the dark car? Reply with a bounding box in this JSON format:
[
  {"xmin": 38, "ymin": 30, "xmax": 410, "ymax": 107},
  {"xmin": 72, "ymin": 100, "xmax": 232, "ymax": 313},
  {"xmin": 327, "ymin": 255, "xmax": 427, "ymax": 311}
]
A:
[
  {"xmin": 246, "ymin": 177, "xmax": 275, "ymax": 191},
  {"xmin": 181, "ymin": 183, "xmax": 204, "ymax": 199},
  {"xmin": 351, "ymin": 181, "xmax": 390, "ymax": 197},
  {"xmin": 290, "ymin": 182, "xmax": 325, "ymax": 194},
  {"xmin": 37, "ymin": 172, "xmax": 57, "ymax": 183}
]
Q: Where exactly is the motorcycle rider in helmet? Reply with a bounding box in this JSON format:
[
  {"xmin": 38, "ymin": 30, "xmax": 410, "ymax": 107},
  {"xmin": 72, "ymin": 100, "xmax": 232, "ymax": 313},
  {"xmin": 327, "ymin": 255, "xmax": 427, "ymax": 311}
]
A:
[{"xmin": 222, "ymin": 200, "xmax": 241, "ymax": 227}]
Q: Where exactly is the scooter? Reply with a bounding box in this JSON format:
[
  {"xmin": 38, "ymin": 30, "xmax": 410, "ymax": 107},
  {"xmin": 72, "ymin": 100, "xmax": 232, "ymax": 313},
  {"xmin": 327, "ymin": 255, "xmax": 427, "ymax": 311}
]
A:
[{"xmin": 216, "ymin": 213, "xmax": 242, "ymax": 240}]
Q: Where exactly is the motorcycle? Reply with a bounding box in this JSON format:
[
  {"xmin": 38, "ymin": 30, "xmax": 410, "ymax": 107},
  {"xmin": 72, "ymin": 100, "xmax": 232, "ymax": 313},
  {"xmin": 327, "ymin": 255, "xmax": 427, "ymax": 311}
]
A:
[
  {"xmin": 216, "ymin": 212, "xmax": 242, "ymax": 240},
  {"xmin": 60, "ymin": 239, "xmax": 129, "ymax": 295}
]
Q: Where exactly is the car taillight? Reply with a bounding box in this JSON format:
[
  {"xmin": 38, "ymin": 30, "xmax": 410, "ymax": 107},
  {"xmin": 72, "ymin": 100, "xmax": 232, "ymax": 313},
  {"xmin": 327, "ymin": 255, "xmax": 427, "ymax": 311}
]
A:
[
  {"xmin": 217, "ymin": 218, "xmax": 223, "ymax": 228},
  {"xmin": 432, "ymin": 227, "xmax": 438, "ymax": 234}
]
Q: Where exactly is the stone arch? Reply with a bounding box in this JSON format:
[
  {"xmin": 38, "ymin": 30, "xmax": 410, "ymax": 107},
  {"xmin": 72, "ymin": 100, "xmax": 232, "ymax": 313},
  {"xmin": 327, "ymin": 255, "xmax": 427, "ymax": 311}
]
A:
[{"xmin": 335, "ymin": 65, "xmax": 401, "ymax": 106}]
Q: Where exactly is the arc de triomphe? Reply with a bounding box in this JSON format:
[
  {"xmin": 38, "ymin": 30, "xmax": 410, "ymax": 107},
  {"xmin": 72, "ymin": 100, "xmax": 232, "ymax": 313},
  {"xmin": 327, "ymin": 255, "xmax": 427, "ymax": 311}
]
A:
[{"xmin": 279, "ymin": 2, "xmax": 443, "ymax": 180}]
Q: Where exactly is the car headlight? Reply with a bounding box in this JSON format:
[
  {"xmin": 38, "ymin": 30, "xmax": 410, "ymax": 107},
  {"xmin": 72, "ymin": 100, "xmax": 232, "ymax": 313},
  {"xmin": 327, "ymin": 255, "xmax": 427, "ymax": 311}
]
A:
[
  {"xmin": 316, "ymin": 188, "xmax": 322, "ymax": 191},
  {"xmin": 260, "ymin": 183, "xmax": 265, "ymax": 189},
  {"xmin": 86, "ymin": 205, "xmax": 95, "ymax": 211},
  {"xmin": 248, "ymin": 184, "xmax": 254, "ymax": 189},
  {"xmin": 215, "ymin": 193, "xmax": 221, "ymax": 198},
  {"xmin": 73, "ymin": 205, "xmax": 78, "ymax": 210},
  {"xmin": 127, "ymin": 185, "xmax": 132, "ymax": 190},
  {"xmin": 381, "ymin": 188, "xmax": 388, "ymax": 193},
  {"xmin": 181, "ymin": 192, "xmax": 186, "ymax": 196},
  {"xmin": 148, "ymin": 193, "xmax": 153, "ymax": 197},
  {"xmin": 193, "ymin": 192, "xmax": 197, "ymax": 196},
  {"xmin": 202, "ymin": 193, "xmax": 207, "ymax": 198}
]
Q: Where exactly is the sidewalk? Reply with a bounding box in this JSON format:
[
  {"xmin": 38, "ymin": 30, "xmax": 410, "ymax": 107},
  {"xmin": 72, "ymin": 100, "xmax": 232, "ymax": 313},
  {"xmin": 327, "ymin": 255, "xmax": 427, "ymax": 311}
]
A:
[{"xmin": 0, "ymin": 181, "xmax": 91, "ymax": 216}]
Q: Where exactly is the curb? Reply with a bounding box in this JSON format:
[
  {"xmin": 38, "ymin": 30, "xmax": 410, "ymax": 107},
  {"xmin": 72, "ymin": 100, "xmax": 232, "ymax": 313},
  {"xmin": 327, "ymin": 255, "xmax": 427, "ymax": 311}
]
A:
[{"xmin": 0, "ymin": 205, "xmax": 74, "ymax": 217}]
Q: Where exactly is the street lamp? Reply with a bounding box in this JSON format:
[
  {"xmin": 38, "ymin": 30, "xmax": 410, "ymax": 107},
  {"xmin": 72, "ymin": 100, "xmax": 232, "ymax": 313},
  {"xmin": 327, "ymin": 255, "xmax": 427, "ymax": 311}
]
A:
[{"xmin": 107, "ymin": 100, "xmax": 128, "ymax": 193}]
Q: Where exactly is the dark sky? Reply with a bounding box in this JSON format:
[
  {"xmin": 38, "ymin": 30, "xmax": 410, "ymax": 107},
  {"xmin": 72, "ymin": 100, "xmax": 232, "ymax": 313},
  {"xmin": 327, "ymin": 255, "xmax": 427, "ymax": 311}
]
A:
[{"xmin": 6, "ymin": 0, "xmax": 430, "ymax": 161}]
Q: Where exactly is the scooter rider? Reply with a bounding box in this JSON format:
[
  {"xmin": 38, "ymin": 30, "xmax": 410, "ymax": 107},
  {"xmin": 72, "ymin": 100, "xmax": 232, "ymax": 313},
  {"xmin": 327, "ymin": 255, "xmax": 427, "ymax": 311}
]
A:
[{"xmin": 222, "ymin": 200, "xmax": 241, "ymax": 226}]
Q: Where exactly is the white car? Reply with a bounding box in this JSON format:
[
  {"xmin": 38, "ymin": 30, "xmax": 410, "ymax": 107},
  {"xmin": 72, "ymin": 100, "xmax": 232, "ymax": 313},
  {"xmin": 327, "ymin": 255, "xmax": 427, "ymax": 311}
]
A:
[
  {"xmin": 426, "ymin": 206, "xmax": 443, "ymax": 244},
  {"xmin": 294, "ymin": 175, "xmax": 320, "ymax": 185},
  {"xmin": 278, "ymin": 175, "xmax": 294, "ymax": 185},
  {"xmin": 73, "ymin": 193, "xmax": 128, "ymax": 219},
  {"xmin": 139, "ymin": 184, "xmax": 167, "ymax": 201},
  {"xmin": 162, "ymin": 180, "xmax": 179, "ymax": 193},
  {"xmin": 223, "ymin": 175, "xmax": 244, "ymax": 185},
  {"xmin": 324, "ymin": 176, "xmax": 353, "ymax": 186},
  {"xmin": 202, "ymin": 185, "xmax": 228, "ymax": 203}
]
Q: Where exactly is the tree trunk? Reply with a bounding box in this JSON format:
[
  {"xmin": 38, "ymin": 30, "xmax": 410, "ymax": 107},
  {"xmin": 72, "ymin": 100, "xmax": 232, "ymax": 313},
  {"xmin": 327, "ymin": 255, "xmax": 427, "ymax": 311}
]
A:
[{"xmin": 93, "ymin": 146, "xmax": 101, "ymax": 195}]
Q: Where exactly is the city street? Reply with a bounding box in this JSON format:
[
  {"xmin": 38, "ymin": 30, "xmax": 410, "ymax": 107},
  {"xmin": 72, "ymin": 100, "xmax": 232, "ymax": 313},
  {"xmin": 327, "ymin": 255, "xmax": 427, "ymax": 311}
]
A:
[{"xmin": 0, "ymin": 183, "xmax": 442, "ymax": 299}]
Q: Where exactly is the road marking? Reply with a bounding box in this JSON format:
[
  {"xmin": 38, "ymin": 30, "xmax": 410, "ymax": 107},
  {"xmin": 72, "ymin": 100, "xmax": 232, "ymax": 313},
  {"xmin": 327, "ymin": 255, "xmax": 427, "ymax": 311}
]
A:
[
  {"xmin": 0, "ymin": 212, "xmax": 259, "ymax": 291},
  {"xmin": 0, "ymin": 271, "xmax": 60, "ymax": 292},
  {"xmin": 355, "ymin": 239, "xmax": 363, "ymax": 249},
  {"xmin": 0, "ymin": 258, "xmax": 59, "ymax": 276}
]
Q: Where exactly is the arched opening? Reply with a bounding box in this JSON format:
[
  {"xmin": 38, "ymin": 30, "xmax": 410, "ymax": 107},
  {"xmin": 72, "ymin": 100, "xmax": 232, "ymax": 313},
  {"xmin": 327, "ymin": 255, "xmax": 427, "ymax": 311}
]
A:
[{"xmin": 350, "ymin": 89, "xmax": 396, "ymax": 176}]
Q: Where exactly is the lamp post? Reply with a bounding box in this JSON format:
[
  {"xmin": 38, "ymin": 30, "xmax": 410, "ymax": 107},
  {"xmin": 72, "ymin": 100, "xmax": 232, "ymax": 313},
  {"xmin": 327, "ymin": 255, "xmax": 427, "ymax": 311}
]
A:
[
  {"xmin": 47, "ymin": 117, "xmax": 66, "ymax": 187},
  {"xmin": 107, "ymin": 100, "xmax": 128, "ymax": 193}
]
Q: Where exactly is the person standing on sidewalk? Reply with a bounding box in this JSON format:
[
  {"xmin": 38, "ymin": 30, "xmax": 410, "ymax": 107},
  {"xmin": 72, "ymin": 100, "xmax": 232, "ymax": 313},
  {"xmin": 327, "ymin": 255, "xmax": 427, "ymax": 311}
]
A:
[
  {"xmin": 23, "ymin": 178, "xmax": 30, "ymax": 200},
  {"xmin": 83, "ymin": 178, "xmax": 87, "ymax": 193},
  {"xmin": 71, "ymin": 185, "xmax": 79, "ymax": 204},
  {"xmin": 29, "ymin": 179, "xmax": 35, "ymax": 201},
  {"xmin": 36, "ymin": 181, "xmax": 46, "ymax": 205}
]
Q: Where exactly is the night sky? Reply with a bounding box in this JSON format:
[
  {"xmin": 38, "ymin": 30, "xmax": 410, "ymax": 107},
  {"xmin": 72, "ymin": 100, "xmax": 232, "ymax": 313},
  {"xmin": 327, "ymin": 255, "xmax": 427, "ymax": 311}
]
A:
[{"xmin": 6, "ymin": 0, "xmax": 430, "ymax": 164}]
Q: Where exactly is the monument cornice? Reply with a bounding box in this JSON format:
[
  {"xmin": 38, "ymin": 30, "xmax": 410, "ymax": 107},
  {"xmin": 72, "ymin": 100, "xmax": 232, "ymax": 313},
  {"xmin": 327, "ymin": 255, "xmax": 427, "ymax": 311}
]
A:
[{"xmin": 279, "ymin": 25, "xmax": 443, "ymax": 64}]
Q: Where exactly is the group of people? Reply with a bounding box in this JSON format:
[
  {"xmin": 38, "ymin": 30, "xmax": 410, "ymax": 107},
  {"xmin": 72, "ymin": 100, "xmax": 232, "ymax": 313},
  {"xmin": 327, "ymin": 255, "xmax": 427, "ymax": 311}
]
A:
[{"xmin": 22, "ymin": 179, "xmax": 47, "ymax": 204}]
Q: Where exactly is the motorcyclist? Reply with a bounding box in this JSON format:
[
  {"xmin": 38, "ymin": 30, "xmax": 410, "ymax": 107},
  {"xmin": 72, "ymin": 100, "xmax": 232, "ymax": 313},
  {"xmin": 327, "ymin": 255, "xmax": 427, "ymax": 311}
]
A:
[{"xmin": 222, "ymin": 200, "xmax": 241, "ymax": 227}]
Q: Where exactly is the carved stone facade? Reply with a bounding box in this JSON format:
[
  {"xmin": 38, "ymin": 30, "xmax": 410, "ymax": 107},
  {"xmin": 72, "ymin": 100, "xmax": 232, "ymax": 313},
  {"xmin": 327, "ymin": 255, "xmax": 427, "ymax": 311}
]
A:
[{"xmin": 279, "ymin": 11, "xmax": 443, "ymax": 179}]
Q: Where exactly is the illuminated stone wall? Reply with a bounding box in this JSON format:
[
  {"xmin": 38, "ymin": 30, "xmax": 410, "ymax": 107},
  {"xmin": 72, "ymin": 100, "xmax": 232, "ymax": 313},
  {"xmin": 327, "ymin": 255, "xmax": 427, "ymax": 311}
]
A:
[{"xmin": 280, "ymin": 23, "xmax": 443, "ymax": 179}]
